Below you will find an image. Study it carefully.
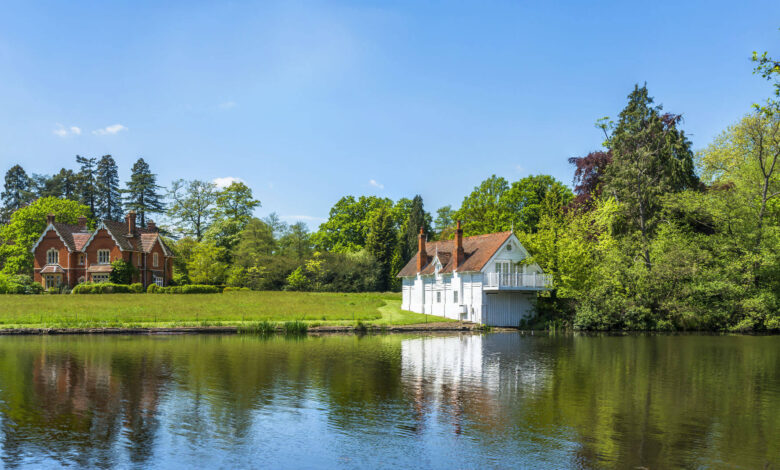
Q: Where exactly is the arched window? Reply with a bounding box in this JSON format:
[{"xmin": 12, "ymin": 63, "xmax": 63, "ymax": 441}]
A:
[
  {"xmin": 153, "ymin": 252, "xmax": 159, "ymax": 267},
  {"xmin": 46, "ymin": 248, "xmax": 58, "ymax": 265},
  {"xmin": 78, "ymin": 276, "xmax": 86, "ymax": 284}
]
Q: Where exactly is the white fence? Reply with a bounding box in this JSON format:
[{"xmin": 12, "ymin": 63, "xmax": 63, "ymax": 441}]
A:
[{"xmin": 484, "ymin": 272, "xmax": 552, "ymax": 290}]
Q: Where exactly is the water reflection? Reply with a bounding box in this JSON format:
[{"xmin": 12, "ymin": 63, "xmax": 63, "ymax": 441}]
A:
[{"xmin": 0, "ymin": 334, "xmax": 776, "ymax": 469}]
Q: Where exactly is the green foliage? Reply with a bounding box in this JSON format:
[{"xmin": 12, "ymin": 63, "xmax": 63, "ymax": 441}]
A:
[
  {"xmin": 365, "ymin": 207, "xmax": 395, "ymax": 291},
  {"xmin": 205, "ymin": 181, "xmax": 261, "ymax": 250},
  {"xmin": 0, "ymin": 274, "xmax": 43, "ymax": 294},
  {"xmin": 72, "ymin": 282, "xmax": 138, "ymax": 294},
  {"xmin": 455, "ymin": 174, "xmax": 573, "ymax": 236},
  {"xmin": 0, "ymin": 197, "xmax": 92, "ymax": 275},
  {"xmin": 187, "ymin": 242, "xmax": 229, "ymax": 285},
  {"xmin": 312, "ymin": 195, "xmax": 395, "ymax": 252},
  {"xmin": 95, "ymin": 155, "xmax": 123, "ymax": 220},
  {"xmin": 283, "ymin": 320, "xmax": 308, "ymax": 335},
  {"xmin": 147, "ymin": 284, "xmax": 222, "ymax": 294},
  {"xmin": 285, "ymin": 267, "xmax": 310, "ymax": 291},
  {"xmin": 109, "ymin": 259, "xmax": 139, "ymax": 285},
  {"xmin": 167, "ymin": 179, "xmax": 217, "ymax": 241},
  {"xmin": 123, "ymin": 158, "xmax": 165, "ymax": 227},
  {"xmin": 1, "ymin": 165, "xmax": 33, "ymax": 221}
]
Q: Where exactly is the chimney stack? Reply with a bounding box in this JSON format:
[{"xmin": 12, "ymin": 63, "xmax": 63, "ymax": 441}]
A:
[
  {"xmin": 416, "ymin": 227, "xmax": 427, "ymax": 273},
  {"xmin": 147, "ymin": 220, "xmax": 157, "ymax": 232},
  {"xmin": 46, "ymin": 213, "xmax": 55, "ymax": 225},
  {"xmin": 453, "ymin": 220, "xmax": 465, "ymax": 270},
  {"xmin": 78, "ymin": 216, "xmax": 88, "ymax": 231},
  {"xmin": 126, "ymin": 211, "xmax": 136, "ymax": 234}
]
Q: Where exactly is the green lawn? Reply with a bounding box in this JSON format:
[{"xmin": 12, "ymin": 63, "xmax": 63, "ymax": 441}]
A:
[{"xmin": 0, "ymin": 291, "xmax": 452, "ymax": 329}]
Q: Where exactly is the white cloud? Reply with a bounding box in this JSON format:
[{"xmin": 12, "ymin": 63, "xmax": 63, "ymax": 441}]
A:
[
  {"xmin": 515, "ymin": 165, "xmax": 525, "ymax": 173},
  {"xmin": 53, "ymin": 124, "xmax": 81, "ymax": 137},
  {"xmin": 219, "ymin": 101, "xmax": 237, "ymax": 109},
  {"xmin": 92, "ymin": 124, "xmax": 128, "ymax": 135},
  {"xmin": 369, "ymin": 179, "xmax": 384, "ymax": 189},
  {"xmin": 213, "ymin": 176, "xmax": 245, "ymax": 189}
]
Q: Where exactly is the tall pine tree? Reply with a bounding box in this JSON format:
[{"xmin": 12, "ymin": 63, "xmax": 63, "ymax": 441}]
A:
[
  {"xmin": 366, "ymin": 206, "xmax": 396, "ymax": 291},
  {"xmin": 1, "ymin": 165, "xmax": 32, "ymax": 221},
  {"xmin": 76, "ymin": 155, "xmax": 97, "ymax": 216},
  {"xmin": 123, "ymin": 158, "xmax": 165, "ymax": 227},
  {"xmin": 401, "ymin": 195, "xmax": 430, "ymax": 261},
  {"xmin": 95, "ymin": 155, "xmax": 122, "ymax": 220}
]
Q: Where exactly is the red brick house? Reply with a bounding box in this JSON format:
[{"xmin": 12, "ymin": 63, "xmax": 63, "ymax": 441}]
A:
[{"xmin": 32, "ymin": 211, "xmax": 173, "ymax": 290}]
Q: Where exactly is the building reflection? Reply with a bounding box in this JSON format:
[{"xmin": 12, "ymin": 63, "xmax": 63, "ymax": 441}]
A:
[{"xmin": 400, "ymin": 333, "xmax": 551, "ymax": 436}]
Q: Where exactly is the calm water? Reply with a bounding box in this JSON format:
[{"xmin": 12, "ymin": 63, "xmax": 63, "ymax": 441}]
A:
[{"xmin": 0, "ymin": 333, "xmax": 776, "ymax": 469}]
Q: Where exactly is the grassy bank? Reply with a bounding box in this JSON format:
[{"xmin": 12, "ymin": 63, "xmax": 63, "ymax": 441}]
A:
[{"xmin": 0, "ymin": 291, "xmax": 452, "ymax": 329}]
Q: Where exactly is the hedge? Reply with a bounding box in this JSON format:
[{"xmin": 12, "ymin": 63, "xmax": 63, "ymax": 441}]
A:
[
  {"xmin": 72, "ymin": 282, "xmax": 145, "ymax": 294},
  {"xmin": 223, "ymin": 286, "xmax": 250, "ymax": 292},
  {"xmin": 147, "ymin": 284, "xmax": 222, "ymax": 294}
]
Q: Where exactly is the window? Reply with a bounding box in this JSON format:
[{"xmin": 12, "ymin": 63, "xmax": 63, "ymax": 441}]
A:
[
  {"xmin": 506, "ymin": 243, "xmax": 513, "ymax": 252},
  {"xmin": 154, "ymin": 274, "xmax": 164, "ymax": 287},
  {"xmin": 46, "ymin": 248, "xmax": 58, "ymax": 265},
  {"xmin": 98, "ymin": 249, "xmax": 110, "ymax": 265},
  {"xmin": 436, "ymin": 291, "xmax": 441, "ymax": 303},
  {"xmin": 153, "ymin": 252, "xmax": 159, "ymax": 267},
  {"xmin": 77, "ymin": 276, "xmax": 86, "ymax": 284},
  {"xmin": 78, "ymin": 253, "xmax": 85, "ymax": 265},
  {"xmin": 454, "ymin": 291, "xmax": 458, "ymax": 303},
  {"xmin": 44, "ymin": 274, "xmax": 59, "ymax": 290},
  {"xmin": 92, "ymin": 273, "xmax": 109, "ymax": 283}
]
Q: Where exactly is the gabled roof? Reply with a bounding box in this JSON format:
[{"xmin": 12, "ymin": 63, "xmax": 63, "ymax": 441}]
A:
[
  {"xmin": 81, "ymin": 219, "xmax": 172, "ymax": 255},
  {"xmin": 397, "ymin": 231, "xmax": 513, "ymax": 277},
  {"xmin": 31, "ymin": 222, "xmax": 92, "ymax": 253}
]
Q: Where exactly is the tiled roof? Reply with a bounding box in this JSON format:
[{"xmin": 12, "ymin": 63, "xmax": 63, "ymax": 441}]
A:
[
  {"xmin": 397, "ymin": 231, "xmax": 512, "ymax": 277},
  {"xmin": 72, "ymin": 233, "xmax": 90, "ymax": 251},
  {"xmin": 87, "ymin": 265, "xmax": 113, "ymax": 273},
  {"xmin": 100, "ymin": 220, "xmax": 171, "ymax": 254},
  {"xmin": 51, "ymin": 222, "xmax": 91, "ymax": 252},
  {"xmin": 40, "ymin": 265, "xmax": 65, "ymax": 273}
]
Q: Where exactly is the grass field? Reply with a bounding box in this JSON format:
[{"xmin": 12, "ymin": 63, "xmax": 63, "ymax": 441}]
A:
[{"xmin": 0, "ymin": 291, "xmax": 453, "ymax": 329}]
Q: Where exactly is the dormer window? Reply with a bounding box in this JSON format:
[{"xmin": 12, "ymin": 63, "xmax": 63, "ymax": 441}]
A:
[{"xmin": 46, "ymin": 248, "xmax": 58, "ymax": 265}]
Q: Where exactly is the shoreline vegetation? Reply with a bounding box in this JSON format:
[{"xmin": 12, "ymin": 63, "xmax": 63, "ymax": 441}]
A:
[{"xmin": 0, "ymin": 291, "xmax": 465, "ymax": 333}]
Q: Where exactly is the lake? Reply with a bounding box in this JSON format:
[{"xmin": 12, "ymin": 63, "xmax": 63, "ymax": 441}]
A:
[{"xmin": 0, "ymin": 333, "xmax": 776, "ymax": 469}]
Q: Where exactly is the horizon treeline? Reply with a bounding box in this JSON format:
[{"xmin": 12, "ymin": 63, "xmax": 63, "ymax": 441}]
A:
[{"xmin": 1, "ymin": 45, "xmax": 778, "ymax": 332}]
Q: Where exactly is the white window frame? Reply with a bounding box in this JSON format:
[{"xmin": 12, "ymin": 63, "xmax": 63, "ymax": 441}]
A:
[
  {"xmin": 97, "ymin": 249, "xmax": 110, "ymax": 265},
  {"xmin": 92, "ymin": 273, "xmax": 109, "ymax": 283},
  {"xmin": 153, "ymin": 252, "xmax": 159, "ymax": 267},
  {"xmin": 153, "ymin": 274, "xmax": 164, "ymax": 287},
  {"xmin": 46, "ymin": 248, "xmax": 58, "ymax": 265}
]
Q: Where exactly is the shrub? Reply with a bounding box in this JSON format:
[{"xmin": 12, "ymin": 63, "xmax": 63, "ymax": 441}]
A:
[
  {"xmin": 130, "ymin": 283, "xmax": 145, "ymax": 293},
  {"xmin": 109, "ymin": 259, "xmax": 139, "ymax": 284},
  {"xmin": 72, "ymin": 282, "xmax": 137, "ymax": 294},
  {"xmin": 223, "ymin": 286, "xmax": 250, "ymax": 292},
  {"xmin": 146, "ymin": 284, "xmax": 221, "ymax": 294},
  {"xmin": 283, "ymin": 320, "xmax": 308, "ymax": 335},
  {"xmin": 0, "ymin": 274, "xmax": 44, "ymax": 294}
]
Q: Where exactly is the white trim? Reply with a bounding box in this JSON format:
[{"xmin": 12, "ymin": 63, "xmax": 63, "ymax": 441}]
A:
[
  {"xmin": 81, "ymin": 221, "xmax": 125, "ymax": 252},
  {"xmin": 31, "ymin": 224, "xmax": 72, "ymax": 253},
  {"xmin": 46, "ymin": 247, "xmax": 59, "ymax": 265},
  {"xmin": 480, "ymin": 233, "xmax": 538, "ymax": 274}
]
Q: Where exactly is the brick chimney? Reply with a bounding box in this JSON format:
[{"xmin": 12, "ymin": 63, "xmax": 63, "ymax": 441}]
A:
[
  {"xmin": 453, "ymin": 220, "xmax": 465, "ymax": 270},
  {"xmin": 78, "ymin": 216, "xmax": 88, "ymax": 231},
  {"xmin": 46, "ymin": 213, "xmax": 55, "ymax": 225},
  {"xmin": 126, "ymin": 211, "xmax": 136, "ymax": 234},
  {"xmin": 147, "ymin": 220, "xmax": 157, "ymax": 232},
  {"xmin": 416, "ymin": 227, "xmax": 427, "ymax": 273}
]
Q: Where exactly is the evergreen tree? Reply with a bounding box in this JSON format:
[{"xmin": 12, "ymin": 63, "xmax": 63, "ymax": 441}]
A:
[
  {"xmin": 53, "ymin": 168, "xmax": 79, "ymax": 201},
  {"xmin": 401, "ymin": 195, "xmax": 430, "ymax": 260},
  {"xmin": 76, "ymin": 155, "xmax": 97, "ymax": 216},
  {"xmin": 603, "ymin": 84, "xmax": 699, "ymax": 269},
  {"xmin": 123, "ymin": 158, "xmax": 165, "ymax": 227},
  {"xmin": 95, "ymin": 155, "xmax": 122, "ymax": 220},
  {"xmin": 1, "ymin": 165, "xmax": 32, "ymax": 222},
  {"xmin": 366, "ymin": 206, "xmax": 396, "ymax": 291}
]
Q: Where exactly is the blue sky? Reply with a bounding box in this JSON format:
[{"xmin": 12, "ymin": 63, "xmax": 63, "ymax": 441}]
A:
[{"xmin": 1, "ymin": 1, "xmax": 778, "ymax": 227}]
